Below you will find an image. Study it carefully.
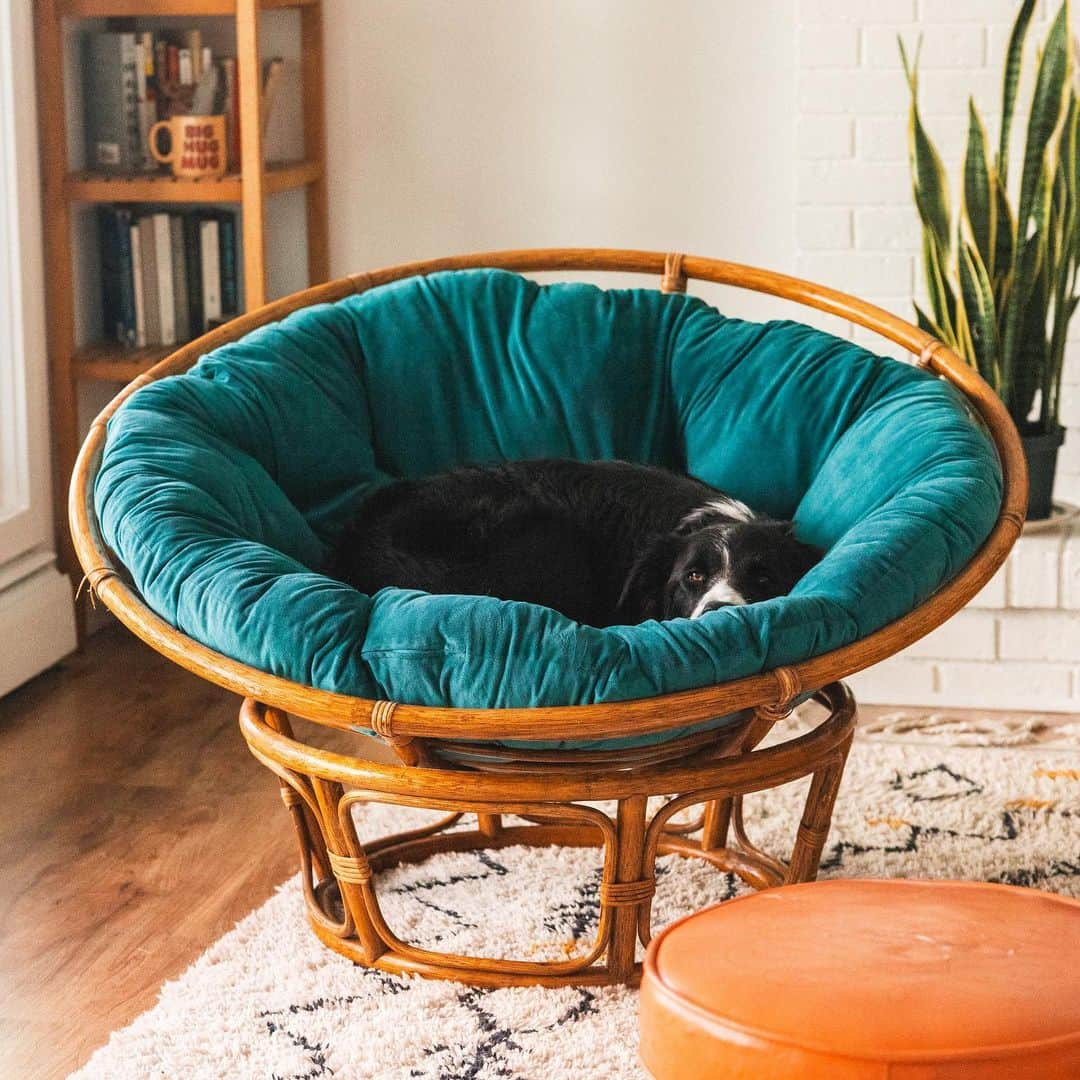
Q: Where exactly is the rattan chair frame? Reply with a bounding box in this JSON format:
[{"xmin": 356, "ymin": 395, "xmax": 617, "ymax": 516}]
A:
[{"xmin": 68, "ymin": 249, "xmax": 1027, "ymax": 986}]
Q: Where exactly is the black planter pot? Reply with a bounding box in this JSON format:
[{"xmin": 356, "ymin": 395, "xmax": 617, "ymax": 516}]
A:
[{"xmin": 1020, "ymin": 423, "xmax": 1065, "ymax": 521}]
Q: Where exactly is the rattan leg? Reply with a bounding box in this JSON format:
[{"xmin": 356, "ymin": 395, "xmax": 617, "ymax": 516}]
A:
[
  {"xmin": 700, "ymin": 798, "xmax": 732, "ymax": 851},
  {"xmin": 785, "ymin": 735, "xmax": 854, "ymax": 884},
  {"xmin": 607, "ymin": 795, "xmax": 649, "ymax": 980},
  {"xmin": 477, "ymin": 813, "xmax": 503, "ymax": 838},
  {"xmin": 311, "ymin": 777, "xmax": 386, "ymax": 963}
]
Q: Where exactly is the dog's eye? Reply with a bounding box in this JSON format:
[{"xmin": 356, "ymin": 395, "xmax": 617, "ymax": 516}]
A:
[
  {"xmin": 747, "ymin": 561, "xmax": 774, "ymax": 584},
  {"xmin": 685, "ymin": 569, "xmax": 706, "ymax": 586}
]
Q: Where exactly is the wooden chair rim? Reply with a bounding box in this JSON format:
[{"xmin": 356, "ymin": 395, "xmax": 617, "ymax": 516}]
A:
[{"xmin": 68, "ymin": 248, "xmax": 1028, "ymax": 742}]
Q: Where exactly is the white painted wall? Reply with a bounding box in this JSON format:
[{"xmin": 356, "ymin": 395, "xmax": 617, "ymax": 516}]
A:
[
  {"xmin": 322, "ymin": 0, "xmax": 798, "ymax": 320},
  {"xmin": 0, "ymin": 0, "xmax": 77, "ymax": 697}
]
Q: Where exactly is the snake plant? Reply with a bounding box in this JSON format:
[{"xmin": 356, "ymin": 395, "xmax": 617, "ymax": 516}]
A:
[{"xmin": 901, "ymin": 0, "xmax": 1077, "ymax": 433}]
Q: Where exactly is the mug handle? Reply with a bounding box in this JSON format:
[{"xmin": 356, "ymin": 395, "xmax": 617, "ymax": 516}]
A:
[{"xmin": 148, "ymin": 121, "xmax": 173, "ymax": 165}]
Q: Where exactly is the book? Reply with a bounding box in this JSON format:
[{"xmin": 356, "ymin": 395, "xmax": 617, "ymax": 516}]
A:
[
  {"xmin": 138, "ymin": 215, "xmax": 161, "ymax": 346},
  {"xmin": 200, "ymin": 218, "xmax": 222, "ymax": 330},
  {"xmin": 130, "ymin": 222, "xmax": 146, "ymax": 348},
  {"xmin": 182, "ymin": 213, "xmax": 204, "ymax": 336},
  {"xmin": 220, "ymin": 58, "xmax": 239, "ymax": 171},
  {"xmin": 216, "ymin": 212, "xmax": 239, "ymax": 314},
  {"xmin": 99, "ymin": 208, "xmax": 136, "ymax": 347},
  {"xmin": 178, "ymin": 48, "xmax": 193, "ymax": 87},
  {"xmin": 153, "ymin": 212, "xmax": 176, "ymax": 346},
  {"xmin": 83, "ymin": 33, "xmax": 141, "ymax": 173},
  {"xmin": 169, "ymin": 215, "xmax": 191, "ymax": 344},
  {"xmin": 134, "ymin": 38, "xmax": 156, "ymax": 172},
  {"xmin": 186, "ymin": 30, "xmax": 203, "ymax": 82},
  {"xmin": 115, "ymin": 209, "xmax": 137, "ymax": 347}
]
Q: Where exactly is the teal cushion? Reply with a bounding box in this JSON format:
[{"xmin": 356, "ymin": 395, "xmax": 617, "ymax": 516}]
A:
[{"xmin": 95, "ymin": 270, "xmax": 1002, "ymax": 747}]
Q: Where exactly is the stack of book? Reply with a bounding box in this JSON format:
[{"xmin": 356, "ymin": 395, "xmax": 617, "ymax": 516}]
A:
[
  {"xmin": 99, "ymin": 207, "xmax": 240, "ymax": 349},
  {"xmin": 83, "ymin": 30, "xmax": 283, "ymax": 174}
]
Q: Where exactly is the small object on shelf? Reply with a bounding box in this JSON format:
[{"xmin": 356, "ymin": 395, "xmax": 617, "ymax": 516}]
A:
[
  {"xmin": 148, "ymin": 114, "xmax": 227, "ymax": 180},
  {"xmin": 261, "ymin": 56, "xmax": 284, "ymax": 138}
]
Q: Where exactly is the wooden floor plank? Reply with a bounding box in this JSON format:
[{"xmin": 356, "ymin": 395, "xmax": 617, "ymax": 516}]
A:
[{"xmin": 0, "ymin": 624, "xmax": 350, "ymax": 1079}]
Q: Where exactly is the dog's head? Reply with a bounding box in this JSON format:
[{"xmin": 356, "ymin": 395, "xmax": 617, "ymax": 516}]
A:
[{"xmin": 616, "ymin": 518, "xmax": 822, "ymax": 623}]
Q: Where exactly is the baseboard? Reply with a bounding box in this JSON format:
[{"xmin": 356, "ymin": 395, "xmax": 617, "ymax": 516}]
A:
[{"xmin": 0, "ymin": 561, "xmax": 77, "ymax": 699}]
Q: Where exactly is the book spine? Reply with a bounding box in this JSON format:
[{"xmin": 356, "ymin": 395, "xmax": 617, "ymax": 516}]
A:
[
  {"xmin": 130, "ymin": 222, "xmax": 146, "ymax": 348},
  {"xmin": 221, "ymin": 58, "xmax": 240, "ymax": 172},
  {"xmin": 186, "ymin": 30, "xmax": 203, "ymax": 82},
  {"xmin": 178, "ymin": 48, "xmax": 193, "ymax": 87},
  {"xmin": 99, "ymin": 208, "xmax": 120, "ymax": 342},
  {"xmin": 154, "ymin": 40, "xmax": 168, "ymax": 119},
  {"xmin": 182, "ymin": 213, "xmax": 204, "ymax": 334},
  {"xmin": 200, "ymin": 218, "xmax": 222, "ymax": 328},
  {"xmin": 169, "ymin": 215, "xmax": 191, "ymax": 343},
  {"xmin": 135, "ymin": 36, "xmax": 155, "ymax": 172},
  {"xmin": 217, "ymin": 212, "xmax": 238, "ymax": 314},
  {"xmin": 153, "ymin": 212, "xmax": 176, "ymax": 346},
  {"xmin": 138, "ymin": 215, "xmax": 161, "ymax": 345},
  {"xmin": 121, "ymin": 34, "xmax": 140, "ymax": 173},
  {"xmin": 115, "ymin": 208, "xmax": 137, "ymax": 347}
]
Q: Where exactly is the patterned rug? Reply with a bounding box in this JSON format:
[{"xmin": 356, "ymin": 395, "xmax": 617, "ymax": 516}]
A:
[{"xmin": 71, "ymin": 734, "xmax": 1080, "ymax": 1079}]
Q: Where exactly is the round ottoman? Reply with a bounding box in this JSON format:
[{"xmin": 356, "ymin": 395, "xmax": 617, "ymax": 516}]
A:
[{"xmin": 640, "ymin": 879, "xmax": 1080, "ymax": 1079}]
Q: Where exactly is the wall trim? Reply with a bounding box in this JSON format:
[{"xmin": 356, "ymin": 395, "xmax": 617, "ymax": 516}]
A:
[{"xmin": 0, "ymin": 561, "xmax": 77, "ymax": 699}]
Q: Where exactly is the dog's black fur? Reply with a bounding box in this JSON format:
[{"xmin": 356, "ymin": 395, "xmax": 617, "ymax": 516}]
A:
[{"xmin": 330, "ymin": 459, "xmax": 821, "ymax": 626}]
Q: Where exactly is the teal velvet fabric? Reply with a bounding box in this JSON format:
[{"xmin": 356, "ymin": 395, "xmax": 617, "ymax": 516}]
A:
[{"xmin": 95, "ymin": 269, "xmax": 1002, "ymax": 746}]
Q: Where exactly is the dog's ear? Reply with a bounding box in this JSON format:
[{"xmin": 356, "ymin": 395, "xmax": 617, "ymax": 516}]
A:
[
  {"xmin": 615, "ymin": 534, "xmax": 680, "ymax": 624},
  {"xmin": 762, "ymin": 520, "xmax": 825, "ymax": 587}
]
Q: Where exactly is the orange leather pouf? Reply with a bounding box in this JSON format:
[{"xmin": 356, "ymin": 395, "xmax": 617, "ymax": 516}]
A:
[{"xmin": 639, "ymin": 879, "xmax": 1080, "ymax": 1079}]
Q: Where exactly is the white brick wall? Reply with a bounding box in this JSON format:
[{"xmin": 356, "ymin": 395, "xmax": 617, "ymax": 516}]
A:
[
  {"xmin": 851, "ymin": 529, "xmax": 1080, "ymax": 711},
  {"xmin": 797, "ymin": 1, "xmax": 1080, "ymax": 711}
]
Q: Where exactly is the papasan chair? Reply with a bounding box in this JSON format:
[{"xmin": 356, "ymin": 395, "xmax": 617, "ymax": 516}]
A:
[{"xmin": 70, "ymin": 249, "xmax": 1025, "ymax": 987}]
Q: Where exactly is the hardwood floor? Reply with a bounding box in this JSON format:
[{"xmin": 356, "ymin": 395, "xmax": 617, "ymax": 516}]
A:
[
  {"xmin": 0, "ymin": 622, "xmax": 356, "ymax": 1079},
  {"xmin": 1, "ymin": 624, "xmax": 1075, "ymax": 1078}
]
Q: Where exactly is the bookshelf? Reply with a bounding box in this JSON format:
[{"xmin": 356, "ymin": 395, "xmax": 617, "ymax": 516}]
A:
[{"xmin": 34, "ymin": 0, "xmax": 329, "ymax": 589}]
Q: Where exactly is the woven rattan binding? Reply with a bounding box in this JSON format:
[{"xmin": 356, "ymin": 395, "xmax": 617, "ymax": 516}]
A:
[
  {"xmin": 600, "ymin": 878, "xmax": 657, "ymax": 906},
  {"xmin": 661, "ymin": 252, "xmax": 687, "ymax": 293},
  {"xmin": 328, "ymin": 849, "xmax": 372, "ymax": 885}
]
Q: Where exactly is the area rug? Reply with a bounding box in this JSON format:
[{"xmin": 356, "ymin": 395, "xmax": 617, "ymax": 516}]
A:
[{"xmin": 71, "ymin": 734, "xmax": 1080, "ymax": 1080}]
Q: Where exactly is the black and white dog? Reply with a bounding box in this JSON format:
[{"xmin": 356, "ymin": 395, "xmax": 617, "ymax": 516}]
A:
[{"xmin": 331, "ymin": 459, "xmax": 821, "ymax": 627}]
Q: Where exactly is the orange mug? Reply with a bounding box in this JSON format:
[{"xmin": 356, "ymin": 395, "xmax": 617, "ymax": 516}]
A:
[{"xmin": 148, "ymin": 114, "xmax": 227, "ymax": 179}]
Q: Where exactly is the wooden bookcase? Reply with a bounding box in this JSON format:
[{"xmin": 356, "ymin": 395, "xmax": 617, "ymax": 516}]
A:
[{"xmin": 34, "ymin": 0, "xmax": 329, "ymax": 587}]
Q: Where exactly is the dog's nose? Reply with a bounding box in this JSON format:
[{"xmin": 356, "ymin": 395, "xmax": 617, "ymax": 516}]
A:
[{"xmin": 700, "ymin": 600, "xmax": 734, "ymax": 614}]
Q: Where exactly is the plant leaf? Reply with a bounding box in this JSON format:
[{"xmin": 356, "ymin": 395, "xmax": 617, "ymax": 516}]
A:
[
  {"xmin": 964, "ymin": 98, "xmax": 997, "ymax": 275},
  {"xmin": 958, "ymin": 241, "xmax": 1001, "ymax": 385},
  {"xmin": 1015, "ymin": 2, "xmax": 1070, "ymax": 249},
  {"xmin": 998, "ymin": 0, "xmax": 1039, "ymax": 187},
  {"xmin": 914, "ymin": 300, "xmax": 947, "ymax": 341},
  {"xmin": 1003, "ymin": 2, "xmax": 1071, "ymax": 392},
  {"xmin": 901, "ymin": 37, "xmax": 952, "ymax": 258},
  {"xmin": 1014, "ymin": 256, "xmax": 1050, "ymax": 424},
  {"xmin": 922, "ymin": 227, "xmax": 957, "ymax": 347}
]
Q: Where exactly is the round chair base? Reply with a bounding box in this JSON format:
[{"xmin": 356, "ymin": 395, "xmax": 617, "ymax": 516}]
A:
[
  {"xmin": 640, "ymin": 879, "xmax": 1080, "ymax": 1079},
  {"xmin": 239, "ymin": 684, "xmax": 856, "ymax": 987}
]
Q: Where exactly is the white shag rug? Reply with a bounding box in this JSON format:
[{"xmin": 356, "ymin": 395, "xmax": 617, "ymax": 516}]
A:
[{"xmin": 72, "ymin": 734, "xmax": 1080, "ymax": 1080}]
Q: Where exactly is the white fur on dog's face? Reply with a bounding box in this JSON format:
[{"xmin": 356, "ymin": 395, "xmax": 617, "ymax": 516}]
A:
[
  {"xmin": 663, "ymin": 520, "xmax": 822, "ymax": 619},
  {"xmin": 689, "ymin": 578, "xmax": 747, "ymax": 618}
]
